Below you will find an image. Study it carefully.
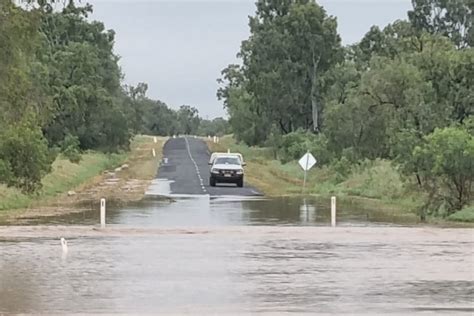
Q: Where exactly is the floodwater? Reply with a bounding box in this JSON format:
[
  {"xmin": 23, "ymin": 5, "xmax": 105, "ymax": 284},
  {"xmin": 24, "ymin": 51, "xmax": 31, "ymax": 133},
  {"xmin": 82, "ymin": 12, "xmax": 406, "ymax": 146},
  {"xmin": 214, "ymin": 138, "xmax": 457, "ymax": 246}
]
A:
[
  {"xmin": 10, "ymin": 195, "xmax": 417, "ymax": 227},
  {"xmin": 1, "ymin": 196, "xmax": 473, "ymax": 314}
]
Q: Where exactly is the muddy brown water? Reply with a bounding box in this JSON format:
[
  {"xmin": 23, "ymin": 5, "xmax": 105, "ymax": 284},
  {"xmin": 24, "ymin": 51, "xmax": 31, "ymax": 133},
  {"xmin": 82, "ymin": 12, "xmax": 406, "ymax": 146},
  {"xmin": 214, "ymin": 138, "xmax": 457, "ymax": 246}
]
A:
[
  {"xmin": 6, "ymin": 196, "xmax": 417, "ymax": 227},
  {"xmin": 1, "ymin": 196, "xmax": 473, "ymax": 314}
]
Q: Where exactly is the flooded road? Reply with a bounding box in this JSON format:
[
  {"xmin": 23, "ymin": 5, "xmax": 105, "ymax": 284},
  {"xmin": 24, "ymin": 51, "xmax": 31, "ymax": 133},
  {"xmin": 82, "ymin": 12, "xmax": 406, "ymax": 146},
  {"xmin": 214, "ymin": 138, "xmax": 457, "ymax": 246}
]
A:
[
  {"xmin": 10, "ymin": 195, "xmax": 417, "ymax": 227},
  {"xmin": 1, "ymin": 226, "xmax": 473, "ymax": 314},
  {"xmin": 1, "ymin": 137, "xmax": 473, "ymax": 314},
  {"xmin": 1, "ymin": 196, "xmax": 473, "ymax": 314}
]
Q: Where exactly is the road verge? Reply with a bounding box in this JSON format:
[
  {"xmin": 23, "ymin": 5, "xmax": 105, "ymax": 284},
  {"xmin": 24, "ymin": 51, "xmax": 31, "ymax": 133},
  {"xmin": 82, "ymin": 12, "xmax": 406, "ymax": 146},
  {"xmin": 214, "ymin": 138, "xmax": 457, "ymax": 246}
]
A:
[{"xmin": 0, "ymin": 135, "xmax": 166, "ymax": 222}]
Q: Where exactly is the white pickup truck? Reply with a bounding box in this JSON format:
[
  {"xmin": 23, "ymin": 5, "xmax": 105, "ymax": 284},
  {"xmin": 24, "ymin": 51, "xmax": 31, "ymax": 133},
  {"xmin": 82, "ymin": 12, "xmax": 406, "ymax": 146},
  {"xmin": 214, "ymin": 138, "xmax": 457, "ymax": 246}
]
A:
[{"xmin": 208, "ymin": 153, "xmax": 246, "ymax": 187}]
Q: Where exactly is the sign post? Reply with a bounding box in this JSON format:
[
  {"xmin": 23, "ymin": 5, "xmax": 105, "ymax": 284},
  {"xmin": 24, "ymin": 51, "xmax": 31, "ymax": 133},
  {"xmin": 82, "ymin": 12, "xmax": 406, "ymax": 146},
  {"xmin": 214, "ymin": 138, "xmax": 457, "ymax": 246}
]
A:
[{"xmin": 298, "ymin": 152, "xmax": 317, "ymax": 193}]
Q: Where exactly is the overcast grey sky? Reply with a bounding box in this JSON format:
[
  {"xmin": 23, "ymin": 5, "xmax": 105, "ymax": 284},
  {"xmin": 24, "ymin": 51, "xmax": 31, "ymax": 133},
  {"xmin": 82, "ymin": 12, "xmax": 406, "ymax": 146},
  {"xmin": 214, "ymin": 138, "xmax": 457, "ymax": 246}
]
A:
[{"xmin": 90, "ymin": 0, "xmax": 412, "ymax": 118}]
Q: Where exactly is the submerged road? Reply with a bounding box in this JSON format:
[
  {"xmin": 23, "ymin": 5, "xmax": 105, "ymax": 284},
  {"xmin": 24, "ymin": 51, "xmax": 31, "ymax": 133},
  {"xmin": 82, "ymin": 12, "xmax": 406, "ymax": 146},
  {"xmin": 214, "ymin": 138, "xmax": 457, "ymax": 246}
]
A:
[
  {"xmin": 156, "ymin": 137, "xmax": 261, "ymax": 196},
  {"xmin": 2, "ymin": 138, "xmax": 473, "ymax": 315}
]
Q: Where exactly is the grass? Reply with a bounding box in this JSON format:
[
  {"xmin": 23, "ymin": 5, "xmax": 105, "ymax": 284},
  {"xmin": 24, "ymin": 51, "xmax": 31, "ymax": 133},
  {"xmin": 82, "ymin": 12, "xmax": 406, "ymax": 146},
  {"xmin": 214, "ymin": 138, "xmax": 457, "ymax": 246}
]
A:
[
  {"xmin": 121, "ymin": 135, "xmax": 164, "ymax": 181},
  {"xmin": 211, "ymin": 136, "xmax": 474, "ymax": 224},
  {"xmin": 0, "ymin": 135, "xmax": 165, "ymax": 214},
  {"xmin": 209, "ymin": 135, "xmax": 423, "ymax": 217},
  {"xmin": 0, "ymin": 152, "xmax": 126, "ymax": 211}
]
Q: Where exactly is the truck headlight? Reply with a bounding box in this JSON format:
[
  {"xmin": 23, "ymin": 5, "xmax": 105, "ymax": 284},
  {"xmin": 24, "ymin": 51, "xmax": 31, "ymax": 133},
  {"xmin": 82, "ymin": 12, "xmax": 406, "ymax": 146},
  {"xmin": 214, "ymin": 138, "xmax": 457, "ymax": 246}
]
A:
[
  {"xmin": 236, "ymin": 169, "xmax": 243, "ymax": 175},
  {"xmin": 211, "ymin": 169, "xmax": 220, "ymax": 174}
]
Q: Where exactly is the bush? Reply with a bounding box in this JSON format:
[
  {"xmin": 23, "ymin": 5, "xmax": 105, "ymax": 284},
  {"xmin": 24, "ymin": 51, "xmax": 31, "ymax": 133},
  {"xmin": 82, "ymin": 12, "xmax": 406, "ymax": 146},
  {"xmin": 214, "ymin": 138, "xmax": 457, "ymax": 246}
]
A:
[
  {"xmin": 0, "ymin": 159, "xmax": 13, "ymax": 184},
  {"xmin": 448, "ymin": 205, "xmax": 474, "ymax": 222},
  {"xmin": 61, "ymin": 134, "xmax": 82, "ymax": 163},
  {"xmin": 0, "ymin": 123, "xmax": 54, "ymax": 193},
  {"xmin": 331, "ymin": 156, "xmax": 352, "ymax": 183},
  {"xmin": 411, "ymin": 127, "xmax": 474, "ymax": 213},
  {"xmin": 277, "ymin": 131, "xmax": 332, "ymax": 165}
]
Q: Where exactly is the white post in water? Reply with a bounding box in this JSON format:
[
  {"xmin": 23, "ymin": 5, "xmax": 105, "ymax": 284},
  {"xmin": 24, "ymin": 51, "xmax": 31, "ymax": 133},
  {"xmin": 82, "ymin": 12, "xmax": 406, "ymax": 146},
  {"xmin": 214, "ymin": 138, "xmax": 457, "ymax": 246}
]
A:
[
  {"xmin": 152, "ymin": 148, "xmax": 156, "ymax": 157},
  {"xmin": 100, "ymin": 198, "xmax": 106, "ymax": 228},
  {"xmin": 331, "ymin": 196, "xmax": 336, "ymax": 227}
]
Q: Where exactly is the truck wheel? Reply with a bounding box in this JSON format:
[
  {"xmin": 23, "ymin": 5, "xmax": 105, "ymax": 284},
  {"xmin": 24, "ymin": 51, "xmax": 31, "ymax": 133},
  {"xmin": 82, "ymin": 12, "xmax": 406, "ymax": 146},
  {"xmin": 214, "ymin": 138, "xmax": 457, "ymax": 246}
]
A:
[
  {"xmin": 210, "ymin": 177, "xmax": 216, "ymax": 187},
  {"xmin": 237, "ymin": 178, "xmax": 243, "ymax": 188}
]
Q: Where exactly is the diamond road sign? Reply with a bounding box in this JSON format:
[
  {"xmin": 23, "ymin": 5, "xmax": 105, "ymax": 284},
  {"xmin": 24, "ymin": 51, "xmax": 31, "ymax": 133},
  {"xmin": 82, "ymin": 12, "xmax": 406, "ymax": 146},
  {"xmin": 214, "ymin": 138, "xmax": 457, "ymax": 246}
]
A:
[{"xmin": 298, "ymin": 152, "xmax": 317, "ymax": 171}]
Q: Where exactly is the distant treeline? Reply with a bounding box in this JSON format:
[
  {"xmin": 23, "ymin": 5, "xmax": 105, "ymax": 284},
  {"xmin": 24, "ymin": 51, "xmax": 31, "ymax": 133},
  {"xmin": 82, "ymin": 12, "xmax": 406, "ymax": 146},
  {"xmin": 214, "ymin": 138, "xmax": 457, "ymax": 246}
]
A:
[
  {"xmin": 0, "ymin": 0, "xmax": 228, "ymax": 193},
  {"xmin": 218, "ymin": 0, "xmax": 473, "ymax": 214}
]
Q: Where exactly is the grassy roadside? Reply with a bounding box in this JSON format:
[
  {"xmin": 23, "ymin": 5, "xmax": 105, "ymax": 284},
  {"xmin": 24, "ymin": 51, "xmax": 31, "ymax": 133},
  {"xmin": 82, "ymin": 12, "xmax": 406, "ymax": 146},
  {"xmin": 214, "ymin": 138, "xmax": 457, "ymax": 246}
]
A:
[
  {"xmin": 208, "ymin": 135, "xmax": 473, "ymax": 224},
  {"xmin": 0, "ymin": 135, "xmax": 166, "ymax": 221}
]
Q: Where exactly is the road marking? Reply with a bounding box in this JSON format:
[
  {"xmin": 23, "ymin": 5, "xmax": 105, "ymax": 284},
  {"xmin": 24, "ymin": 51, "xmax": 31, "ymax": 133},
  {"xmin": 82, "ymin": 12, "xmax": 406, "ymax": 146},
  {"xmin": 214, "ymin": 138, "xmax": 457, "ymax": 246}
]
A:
[{"xmin": 184, "ymin": 137, "xmax": 207, "ymax": 194}]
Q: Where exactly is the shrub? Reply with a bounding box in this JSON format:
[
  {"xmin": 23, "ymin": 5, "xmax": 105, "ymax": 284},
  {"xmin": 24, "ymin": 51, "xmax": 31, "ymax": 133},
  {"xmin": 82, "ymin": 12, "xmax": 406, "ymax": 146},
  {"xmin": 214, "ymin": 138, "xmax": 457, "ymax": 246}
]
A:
[
  {"xmin": 61, "ymin": 134, "xmax": 82, "ymax": 163},
  {"xmin": 331, "ymin": 156, "xmax": 352, "ymax": 183},
  {"xmin": 277, "ymin": 131, "xmax": 332, "ymax": 165},
  {"xmin": 411, "ymin": 127, "xmax": 473, "ymax": 213},
  {"xmin": 0, "ymin": 123, "xmax": 54, "ymax": 193},
  {"xmin": 448, "ymin": 205, "xmax": 474, "ymax": 222}
]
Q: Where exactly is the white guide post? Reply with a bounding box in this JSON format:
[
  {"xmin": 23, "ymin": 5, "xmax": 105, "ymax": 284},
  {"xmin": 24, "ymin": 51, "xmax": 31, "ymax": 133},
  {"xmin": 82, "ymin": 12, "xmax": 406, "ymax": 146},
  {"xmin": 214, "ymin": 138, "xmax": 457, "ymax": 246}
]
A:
[
  {"xmin": 331, "ymin": 196, "xmax": 336, "ymax": 227},
  {"xmin": 152, "ymin": 148, "xmax": 156, "ymax": 157},
  {"xmin": 153, "ymin": 136, "xmax": 157, "ymax": 143},
  {"xmin": 100, "ymin": 198, "xmax": 106, "ymax": 228}
]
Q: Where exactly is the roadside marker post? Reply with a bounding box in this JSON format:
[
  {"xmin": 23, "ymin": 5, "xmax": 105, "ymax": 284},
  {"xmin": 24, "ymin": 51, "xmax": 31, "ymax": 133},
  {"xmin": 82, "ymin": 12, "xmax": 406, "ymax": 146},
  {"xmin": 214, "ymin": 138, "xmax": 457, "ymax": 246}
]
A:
[
  {"xmin": 298, "ymin": 152, "xmax": 317, "ymax": 193},
  {"xmin": 100, "ymin": 198, "xmax": 106, "ymax": 228},
  {"xmin": 153, "ymin": 136, "xmax": 157, "ymax": 143},
  {"xmin": 331, "ymin": 196, "xmax": 336, "ymax": 227},
  {"xmin": 152, "ymin": 148, "xmax": 156, "ymax": 157}
]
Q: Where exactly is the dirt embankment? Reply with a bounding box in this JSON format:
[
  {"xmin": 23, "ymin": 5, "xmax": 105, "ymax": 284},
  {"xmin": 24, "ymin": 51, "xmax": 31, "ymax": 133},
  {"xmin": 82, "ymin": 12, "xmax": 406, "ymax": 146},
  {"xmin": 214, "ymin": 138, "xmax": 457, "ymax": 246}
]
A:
[{"xmin": 2, "ymin": 136, "xmax": 167, "ymax": 222}]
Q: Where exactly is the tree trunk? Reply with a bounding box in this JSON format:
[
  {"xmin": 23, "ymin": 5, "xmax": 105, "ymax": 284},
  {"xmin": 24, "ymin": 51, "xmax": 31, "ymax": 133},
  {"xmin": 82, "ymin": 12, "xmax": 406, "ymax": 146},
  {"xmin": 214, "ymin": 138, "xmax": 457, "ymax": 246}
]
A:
[{"xmin": 311, "ymin": 49, "xmax": 321, "ymax": 133}]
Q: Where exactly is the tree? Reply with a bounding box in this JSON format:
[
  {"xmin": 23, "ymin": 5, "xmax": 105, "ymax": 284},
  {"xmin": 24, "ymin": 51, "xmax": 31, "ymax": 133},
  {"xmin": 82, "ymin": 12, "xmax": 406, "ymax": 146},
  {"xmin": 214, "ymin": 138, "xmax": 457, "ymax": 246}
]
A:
[
  {"xmin": 411, "ymin": 127, "xmax": 473, "ymax": 213},
  {"xmin": 408, "ymin": 0, "xmax": 473, "ymax": 48},
  {"xmin": 0, "ymin": 122, "xmax": 53, "ymax": 193},
  {"xmin": 198, "ymin": 118, "xmax": 231, "ymax": 137},
  {"xmin": 125, "ymin": 82, "xmax": 149, "ymax": 133},
  {"xmin": 219, "ymin": 0, "xmax": 342, "ymax": 144},
  {"xmin": 39, "ymin": 2, "xmax": 127, "ymax": 151},
  {"xmin": 177, "ymin": 105, "xmax": 201, "ymax": 135}
]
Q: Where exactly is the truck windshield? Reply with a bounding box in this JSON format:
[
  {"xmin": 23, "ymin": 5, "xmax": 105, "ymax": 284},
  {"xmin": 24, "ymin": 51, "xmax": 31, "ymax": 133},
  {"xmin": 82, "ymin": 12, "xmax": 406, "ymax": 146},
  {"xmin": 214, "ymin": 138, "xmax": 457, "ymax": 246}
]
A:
[{"xmin": 214, "ymin": 157, "xmax": 241, "ymax": 165}]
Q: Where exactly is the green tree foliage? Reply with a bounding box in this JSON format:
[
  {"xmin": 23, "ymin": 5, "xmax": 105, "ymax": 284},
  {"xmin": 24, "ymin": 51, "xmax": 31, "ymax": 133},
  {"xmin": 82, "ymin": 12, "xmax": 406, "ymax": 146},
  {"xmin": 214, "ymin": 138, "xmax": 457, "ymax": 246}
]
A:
[
  {"xmin": 198, "ymin": 118, "xmax": 231, "ymax": 137},
  {"xmin": 277, "ymin": 131, "xmax": 332, "ymax": 165},
  {"xmin": 60, "ymin": 134, "xmax": 81, "ymax": 163},
  {"xmin": 408, "ymin": 0, "xmax": 473, "ymax": 48},
  {"xmin": 0, "ymin": 123, "xmax": 53, "ymax": 193},
  {"xmin": 0, "ymin": 0, "xmax": 211, "ymax": 192},
  {"xmin": 177, "ymin": 105, "xmax": 201, "ymax": 135},
  {"xmin": 410, "ymin": 127, "xmax": 473, "ymax": 212},
  {"xmin": 221, "ymin": 0, "xmax": 473, "ymax": 216},
  {"xmin": 39, "ymin": 2, "xmax": 129, "ymax": 150},
  {"xmin": 218, "ymin": 0, "xmax": 342, "ymax": 143}
]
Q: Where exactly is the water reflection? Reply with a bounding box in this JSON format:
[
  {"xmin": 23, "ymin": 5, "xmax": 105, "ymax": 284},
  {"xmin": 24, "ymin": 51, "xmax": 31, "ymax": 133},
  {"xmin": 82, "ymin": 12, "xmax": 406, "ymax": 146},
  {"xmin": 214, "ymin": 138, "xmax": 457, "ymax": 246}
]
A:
[{"xmin": 5, "ymin": 196, "xmax": 419, "ymax": 227}]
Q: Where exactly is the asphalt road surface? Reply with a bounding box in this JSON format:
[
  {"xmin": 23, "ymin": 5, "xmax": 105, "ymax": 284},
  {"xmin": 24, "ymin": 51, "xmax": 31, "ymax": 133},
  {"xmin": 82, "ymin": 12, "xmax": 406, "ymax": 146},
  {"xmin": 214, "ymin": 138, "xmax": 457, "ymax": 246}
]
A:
[{"xmin": 157, "ymin": 137, "xmax": 262, "ymax": 196}]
